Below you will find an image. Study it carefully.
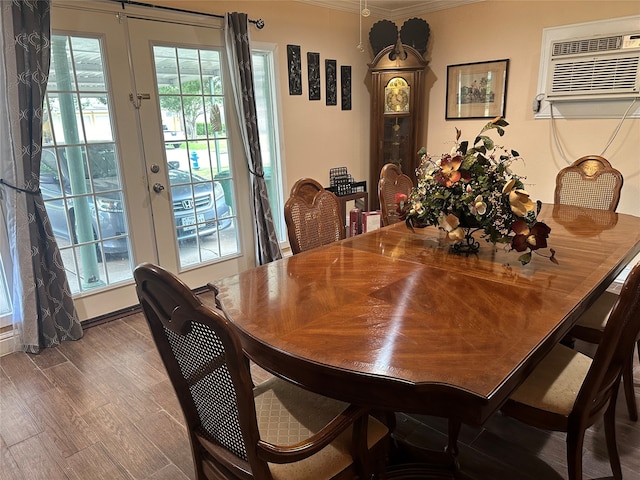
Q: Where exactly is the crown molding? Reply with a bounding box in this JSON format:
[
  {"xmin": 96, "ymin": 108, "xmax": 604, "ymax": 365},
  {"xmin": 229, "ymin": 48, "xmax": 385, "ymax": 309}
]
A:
[{"xmin": 295, "ymin": 0, "xmax": 484, "ymax": 20}]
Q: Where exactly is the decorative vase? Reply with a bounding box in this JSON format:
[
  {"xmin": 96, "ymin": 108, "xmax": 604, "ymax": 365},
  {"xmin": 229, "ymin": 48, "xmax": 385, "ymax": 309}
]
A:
[{"xmin": 450, "ymin": 227, "xmax": 481, "ymax": 255}]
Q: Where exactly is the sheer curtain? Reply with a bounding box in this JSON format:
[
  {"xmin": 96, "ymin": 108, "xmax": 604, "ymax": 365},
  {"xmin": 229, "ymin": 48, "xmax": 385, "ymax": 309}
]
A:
[
  {"xmin": 0, "ymin": 0, "xmax": 82, "ymax": 353},
  {"xmin": 225, "ymin": 12, "xmax": 282, "ymax": 265}
]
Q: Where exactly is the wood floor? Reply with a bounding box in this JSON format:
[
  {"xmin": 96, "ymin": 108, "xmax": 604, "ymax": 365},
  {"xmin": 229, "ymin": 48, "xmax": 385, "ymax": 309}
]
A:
[{"xmin": 1, "ymin": 310, "xmax": 639, "ymax": 480}]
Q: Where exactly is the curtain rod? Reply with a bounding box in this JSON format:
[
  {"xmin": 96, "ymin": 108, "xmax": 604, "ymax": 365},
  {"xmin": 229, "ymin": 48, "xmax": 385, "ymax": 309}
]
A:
[{"xmin": 116, "ymin": 0, "xmax": 265, "ymax": 29}]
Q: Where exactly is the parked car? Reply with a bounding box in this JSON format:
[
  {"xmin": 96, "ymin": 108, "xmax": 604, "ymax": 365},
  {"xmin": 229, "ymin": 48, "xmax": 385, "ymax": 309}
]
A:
[
  {"xmin": 163, "ymin": 124, "xmax": 183, "ymax": 148},
  {"xmin": 40, "ymin": 147, "xmax": 232, "ymax": 258}
]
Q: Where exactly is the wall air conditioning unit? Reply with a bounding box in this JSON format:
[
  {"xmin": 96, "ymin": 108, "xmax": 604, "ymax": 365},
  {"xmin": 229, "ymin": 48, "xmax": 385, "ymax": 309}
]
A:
[{"xmin": 546, "ymin": 32, "xmax": 640, "ymax": 102}]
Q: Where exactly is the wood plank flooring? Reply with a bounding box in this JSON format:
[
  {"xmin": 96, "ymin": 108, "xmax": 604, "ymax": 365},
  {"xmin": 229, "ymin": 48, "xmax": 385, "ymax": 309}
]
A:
[{"xmin": 1, "ymin": 311, "xmax": 638, "ymax": 479}]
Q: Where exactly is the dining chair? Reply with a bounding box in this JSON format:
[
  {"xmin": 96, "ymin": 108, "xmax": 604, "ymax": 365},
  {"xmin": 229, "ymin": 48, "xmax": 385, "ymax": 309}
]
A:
[
  {"xmin": 133, "ymin": 262, "xmax": 389, "ymax": 480},
  {"xmin": 570, "ymin": 290, "xmax": 639, "ymax": 421},
  {"xmin": 554, "ymin": 155, "xmax": 623, "ymax": 211},
  {"xmin": 499, "ymin": 262, "xmax": 640, "ymax": 480},
  {"xmin": 554, "ymin": 155, "xmax": 636, "ymax": 420},
  {"xmin": 284, "ymin": 177, "xmax": 345, "ymax": 254},
  {"xmin": 378, "ymin": 163, "xmax": 414, "ymax": 226}
]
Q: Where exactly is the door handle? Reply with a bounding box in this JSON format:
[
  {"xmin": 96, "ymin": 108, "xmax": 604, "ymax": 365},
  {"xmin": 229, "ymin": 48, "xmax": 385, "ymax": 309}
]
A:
[{"xmin": 153, "ymin": 183, "xmax": 165, "ymax": 193}]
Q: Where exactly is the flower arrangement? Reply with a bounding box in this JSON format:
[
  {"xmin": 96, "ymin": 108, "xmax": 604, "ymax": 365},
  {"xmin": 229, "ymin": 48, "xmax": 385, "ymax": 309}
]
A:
[{"xmin": 397, "ymin": 117, "xmax": 555, "ymax": 265}]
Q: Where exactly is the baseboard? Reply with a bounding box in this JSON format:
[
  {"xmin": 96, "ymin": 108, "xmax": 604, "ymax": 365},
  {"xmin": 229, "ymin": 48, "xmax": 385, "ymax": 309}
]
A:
[{"xmin": 0, "ymin": 329, "xmax": 18, "ymax": 357}]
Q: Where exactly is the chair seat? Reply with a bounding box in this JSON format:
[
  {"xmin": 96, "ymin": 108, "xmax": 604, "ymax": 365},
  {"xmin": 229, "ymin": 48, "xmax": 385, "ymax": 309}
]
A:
[
  {"xmin": 508, "ymin": 344, "xmax": 592, "ymax": 417},
  {"xmin": 574, "ymin": 291, "xmax": 617, "ymax": 331},
  {"xmin": 252, "ymin": 377, "xmax": 389, "ymax": 479}
]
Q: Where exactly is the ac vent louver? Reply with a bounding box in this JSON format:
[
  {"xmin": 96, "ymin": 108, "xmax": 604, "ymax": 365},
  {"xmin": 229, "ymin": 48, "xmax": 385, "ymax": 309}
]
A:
[
  {"xmin": 552, "ymin": 36, "xmax": 622, "ymax": 56},
  {"xmin": 551, "ymin": 56, "xmax": 640, "ymax": 94}
]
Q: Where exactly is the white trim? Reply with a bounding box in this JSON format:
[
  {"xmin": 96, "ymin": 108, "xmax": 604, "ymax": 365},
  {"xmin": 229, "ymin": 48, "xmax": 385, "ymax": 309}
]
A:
[{"xmin": 0, "ymin": 329, "xmax": 18, "ymax": 357}]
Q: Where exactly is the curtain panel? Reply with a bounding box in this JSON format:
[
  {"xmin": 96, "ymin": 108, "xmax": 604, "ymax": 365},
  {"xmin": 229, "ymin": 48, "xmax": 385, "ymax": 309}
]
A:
[
  {"xmin": 0, "ymin": 0, "xmax": 82, "ymax": 353},
  {"xmin": 224, "ymin": 12, "xmax": 282, "ymax": 265}
]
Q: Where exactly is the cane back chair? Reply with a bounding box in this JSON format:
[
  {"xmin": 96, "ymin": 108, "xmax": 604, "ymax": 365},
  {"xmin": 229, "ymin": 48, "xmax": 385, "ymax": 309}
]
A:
[
  {"xmin": 554, "ymin": 155, "xmax": 623, "ymax": 211},
  {"xmin": 284, "ymin": 178, "xmax": 345, "ymax": 254},
  {"xmin": 555, "ymin": 155, "xmax": 636, "ymax": 420},
  {"xmin": 134, "ymin": 262, "xmax": 389, "ymax": 480},
  {"xmin": 378, "ymin": 163, "xmax": 414, "ymax": 226}
]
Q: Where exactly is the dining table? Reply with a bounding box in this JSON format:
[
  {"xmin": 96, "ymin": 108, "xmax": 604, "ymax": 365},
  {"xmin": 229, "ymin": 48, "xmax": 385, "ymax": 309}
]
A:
[{"xmin": 211, "ymin": 203, "xmax": 640, "ymax": 469}]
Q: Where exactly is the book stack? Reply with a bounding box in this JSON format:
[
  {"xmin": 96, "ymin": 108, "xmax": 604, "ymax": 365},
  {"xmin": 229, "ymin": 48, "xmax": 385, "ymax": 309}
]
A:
[{"xmin": 349, "ymin": 209, "xmax": 382, "ymax": 236}]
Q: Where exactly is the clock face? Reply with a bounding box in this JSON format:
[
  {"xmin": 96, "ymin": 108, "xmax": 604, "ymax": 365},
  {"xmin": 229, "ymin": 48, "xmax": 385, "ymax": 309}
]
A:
[{"xmin": 385, "ymin": 86, "xmax": 410, "ymax": 113}]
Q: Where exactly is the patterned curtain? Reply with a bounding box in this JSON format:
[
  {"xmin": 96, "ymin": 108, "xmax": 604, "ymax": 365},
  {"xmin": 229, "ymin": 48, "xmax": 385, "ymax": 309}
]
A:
[
  {"xmin": 0, "ymin": 0, "xmax": 82, "ymax": 353},
  {"xmin": 224, "ymin": 12, "xmax": 282, "ymax": 265}
]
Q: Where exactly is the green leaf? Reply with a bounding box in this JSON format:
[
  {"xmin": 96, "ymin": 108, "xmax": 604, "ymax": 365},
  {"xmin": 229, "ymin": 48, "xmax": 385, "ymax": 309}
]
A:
[
  {"xmin": 480, "ymin": 136, "xmax": 495, "ymax": 150},
  {"xmin": 493, "ymin": 117, "xmax": 509, "ymax": 127},
  {"xmin": 511, "ymin": 149, "xmax": 519, "ymax": 157},
  {"xmin": 459, "ymin": 140, "xmax": 468, "ymax": 155},
  {"xmin": 518, "ymin": 252, "xmax": 532, "ymax": 265},
  {"xmin": 536, "ymin": 200, "xmax": 542, "ymax": 215}
]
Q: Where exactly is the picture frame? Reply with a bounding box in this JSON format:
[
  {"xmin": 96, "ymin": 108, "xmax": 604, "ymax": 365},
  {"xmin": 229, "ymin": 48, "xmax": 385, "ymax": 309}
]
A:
[
  {"xmin": 307, "ymin": 52, "xmax": 321, "ymax": 101},
  {"xmin": 286, "ymin": 45, "xmax": 302, "ymax": 95},
  {"xmin": 341, "ymin": 65, "xmax": 352, "ymax": 111},
  {"xmin": 325, "ymin": 59, "xmax": 337, "ymax": 106},
  {"xmin": 445, "ymin": 59, "xmax": 508, "ymax": 119}
]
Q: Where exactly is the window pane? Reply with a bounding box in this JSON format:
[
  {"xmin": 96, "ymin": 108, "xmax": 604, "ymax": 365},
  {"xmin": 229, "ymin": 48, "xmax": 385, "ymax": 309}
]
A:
[
  {"xmin": 45, "ymin": 34, "xmax": 134, "ymax": 294},
  {"xmin": 252, "ymin": 49, "xmax": 285, "ymax": 242},
  {"xmin": 154, "ymin": 45, "xmax": 239, "ymax": 268},
  {"xmin": 0, "ymin": 254, "xmax": 11, "ymax": 320}
]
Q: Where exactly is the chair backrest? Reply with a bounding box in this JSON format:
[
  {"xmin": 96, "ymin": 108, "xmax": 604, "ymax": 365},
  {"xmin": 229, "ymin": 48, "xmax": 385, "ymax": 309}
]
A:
[
  {"xmin": 284, "ymin": 178, "xmax": 345, "ymax": 254},
  {"xmin": 572, "ymin": 262, "xmax": 640, "ymax": 423},
  {"xmin": 378, "ymin": 163, "xmax": 414, "ymax": 226},
  {"xmin": 554, "ymin": 155, "xmax": 623, "ymax": 211},
  {"xmin": 133, "ymin": 262, "xmax": 270, "ymax": 479}
]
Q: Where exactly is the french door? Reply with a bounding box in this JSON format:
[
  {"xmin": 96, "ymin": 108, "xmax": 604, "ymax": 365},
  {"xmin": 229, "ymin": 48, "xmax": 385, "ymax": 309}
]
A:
[{"xmin": 48, "ymin": 2, "xmax": 255, "ymax": 319}]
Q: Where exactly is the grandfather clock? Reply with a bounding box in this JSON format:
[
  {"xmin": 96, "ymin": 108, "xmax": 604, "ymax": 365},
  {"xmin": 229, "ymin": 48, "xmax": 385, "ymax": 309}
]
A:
[{"xmin": 368, "ymin": 43, "xmax": 428, "ymax": 210}]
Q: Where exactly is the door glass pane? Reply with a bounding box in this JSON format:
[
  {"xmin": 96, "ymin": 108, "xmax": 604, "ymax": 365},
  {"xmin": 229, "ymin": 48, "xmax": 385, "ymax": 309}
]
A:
[
  {"xmin": 43, "ymin": 34, "xmax": 133, "ymax": 294},
  {"xmin": 154, "ymin": 45, "xmax": 239, "ymax": 268}
]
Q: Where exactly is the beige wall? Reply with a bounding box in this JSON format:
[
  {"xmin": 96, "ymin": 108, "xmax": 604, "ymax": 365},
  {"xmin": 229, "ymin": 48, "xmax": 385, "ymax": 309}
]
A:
[
  {"xmin": 159, "ymin": 1, "xmax": 375, "ymax": 190},
  {"xmin": 159, "ymin": 1, "xmax": 639, "ymax": 215},
  {"xmin": 420, "ymin": 1, "xmax": 640, "ymax": 215}
]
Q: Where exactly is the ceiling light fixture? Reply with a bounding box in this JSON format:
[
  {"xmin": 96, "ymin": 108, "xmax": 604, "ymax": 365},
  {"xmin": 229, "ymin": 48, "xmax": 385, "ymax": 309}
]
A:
[
  {"xmin": 357, "ymin": 0, "xmax": 365, "ymax": 51},
  {"xmin": 357, "ymin": 0, "xmax": 370, "ymax": 52},
  {"xmin": 361, "ymin": 0, "xmax": 370, "ymax": 17}
]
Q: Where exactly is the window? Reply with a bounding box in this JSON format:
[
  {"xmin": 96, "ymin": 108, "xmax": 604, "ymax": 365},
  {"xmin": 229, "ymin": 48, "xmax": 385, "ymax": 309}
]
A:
[
  {"xmin": 252, "ymin": 46, "xmax": 286, "ymax": 242},
  {"xmin": 0, "ymin": 253, "xmax": 10, "ymax": 325}
]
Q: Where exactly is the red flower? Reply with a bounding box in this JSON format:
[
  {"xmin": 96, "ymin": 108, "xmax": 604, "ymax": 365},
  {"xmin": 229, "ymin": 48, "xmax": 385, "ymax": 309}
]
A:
[
  {"xmin": 434, "ymin": 154, "xmax": 463, "ymax": 187},
  {"xmin": 511, "ymin": 220, "xmax": 551, "ymax": 252},
  {"xmin": 395, "ymin": 193, "xmax": 408, "ymax": 219}
]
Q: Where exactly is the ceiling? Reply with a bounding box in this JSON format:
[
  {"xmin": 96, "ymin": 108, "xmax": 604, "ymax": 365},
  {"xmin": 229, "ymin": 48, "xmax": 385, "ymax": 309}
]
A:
[{"xmin": 296, "ymin": 0, "xmax": 485, "ymax": 19}]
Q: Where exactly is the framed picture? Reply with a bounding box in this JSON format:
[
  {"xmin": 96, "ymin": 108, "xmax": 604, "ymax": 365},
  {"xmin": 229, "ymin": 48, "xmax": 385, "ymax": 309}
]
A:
[
  {"xmin": 286, "ymin": 45, "xmax": 302, "ymax": 95},
  {"xmin": 325, "ymin": 59, "xmax": 337, "ymax": 106},
  {"xmin": 307, "ymin": 52, "xmax": 321, "ymax": 101},
  {"xmin": 446, "ymin": 59, "xmax": 509, "ymax": 119},
  {"xmin": 341, "ymin": 65, "xmax": 352, "ymax": 111}
]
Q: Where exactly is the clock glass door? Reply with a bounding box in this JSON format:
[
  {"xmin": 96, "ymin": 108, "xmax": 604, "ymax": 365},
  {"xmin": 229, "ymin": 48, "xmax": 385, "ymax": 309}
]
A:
[{"xmin": 383, "ymin": 116, "xmax": 412, "ymax": 172}]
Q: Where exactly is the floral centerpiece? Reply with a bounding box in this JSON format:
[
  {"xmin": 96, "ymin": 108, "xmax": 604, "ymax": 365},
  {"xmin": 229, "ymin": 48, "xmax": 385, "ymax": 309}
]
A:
[{"xmin": 397, "ymin": 117, "xmax": 555, "ymax": 265}]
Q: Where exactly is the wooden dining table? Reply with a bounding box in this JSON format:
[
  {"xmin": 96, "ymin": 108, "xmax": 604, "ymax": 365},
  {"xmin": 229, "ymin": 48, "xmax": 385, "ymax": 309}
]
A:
[{"xmin": 212, "ymin": 204, "xmax": 640, "ymax": 430}]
